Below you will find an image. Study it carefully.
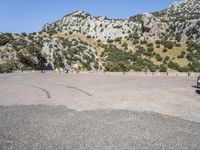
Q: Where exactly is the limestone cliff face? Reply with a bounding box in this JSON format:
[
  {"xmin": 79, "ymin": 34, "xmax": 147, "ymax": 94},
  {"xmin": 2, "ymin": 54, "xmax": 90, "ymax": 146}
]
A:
[
  {"xmin": 141, "ymin": 13, "xmax": 168, "ymax": 41},
  {"xmin": 42, "ymin": 0, "xmax": 200, "ymax": 43},
  {"xmin": 43, "ymin": 11, "xmax": 140, "ymax": 41},
  {"xmin": 157, "ymin": 0, "xmax": 200, "ymax": 43},
  {"xmin": 43, "ymin": 11, "xmax": 169, "ymax": 42},
  {"xmin": 0, "ymin": 0, "xmax": 200, "ymax": 72}
]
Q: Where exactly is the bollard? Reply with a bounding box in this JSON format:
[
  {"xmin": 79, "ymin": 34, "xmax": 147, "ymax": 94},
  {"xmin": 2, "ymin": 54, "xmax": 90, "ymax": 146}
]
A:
[{"xmin": 188, "ymin": 72, "xmax": 190, "ymax": 77}]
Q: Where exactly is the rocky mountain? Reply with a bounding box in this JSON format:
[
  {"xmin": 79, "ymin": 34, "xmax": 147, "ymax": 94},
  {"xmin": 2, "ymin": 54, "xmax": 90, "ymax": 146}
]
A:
[
  {"xmin": 43, "ymin": 11, "xmax": 140, "ymax": 41},
  {"xmin": 0, "ymin": 0, "xmax": 200, "ymax": 73}
]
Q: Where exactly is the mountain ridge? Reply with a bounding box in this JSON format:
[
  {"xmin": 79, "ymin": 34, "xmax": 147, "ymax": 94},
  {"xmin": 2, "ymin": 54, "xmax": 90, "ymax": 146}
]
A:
[{"xmin": 0, "ymin": 0, "xmax": 200, "ymax": 73}]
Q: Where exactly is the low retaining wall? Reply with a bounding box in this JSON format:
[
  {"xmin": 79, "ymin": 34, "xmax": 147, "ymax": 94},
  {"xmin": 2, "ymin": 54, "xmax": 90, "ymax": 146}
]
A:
[
  {"xmin": 87, "ymin": 71, "xmax": 199, "ymax": 77},
  {"xmin": 2, "ymin": 70, "xmax": 200, "ymax": 77}
]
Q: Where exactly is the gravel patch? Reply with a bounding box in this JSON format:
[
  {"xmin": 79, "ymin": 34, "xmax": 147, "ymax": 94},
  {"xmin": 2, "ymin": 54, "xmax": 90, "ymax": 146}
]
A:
[{"xmin": 0, "ymin": 105, "xmax": 200, "ymax": 150}]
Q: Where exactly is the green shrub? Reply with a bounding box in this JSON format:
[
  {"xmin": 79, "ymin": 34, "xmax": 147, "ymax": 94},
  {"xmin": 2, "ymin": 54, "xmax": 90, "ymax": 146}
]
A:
[
  {"xmin": 87, "ymin": 35, "xmax": 91, "ymax": 39},
  {"xmin": 21, "ymin": 32, "xmax": 27, "ymax": 37},
  {"xmin": 175, "ymin": 34, "xmax": 181, "ymax": 42},
  {"xmin": 132, "ymin": 64, "xmax": 144, "ymax": 72},
  {"xmin": 177, "ymin": 51, "xmax": 186, "ymax": 58},
  {"xmin": 122, "ymin": 42, "xmax": 127, "ymax": 47},
  {"xmin": 164, "ymin": 56, "xmax": 170, "ymax": 62},
  {"xmin": 114, "ymin": 37, "xmax": 122, "ymax": 42},
  {"xmin": 143, "ymin": 51, "xmax": 153, "ymax": 58},
  {"xmin": 175, "ymin": 43, "xmax": 181, "ymax": 47},
  {"xmin": 136, "ymin": 47, "xmax": 146, "ymax": 55},
  {"xmin": 147, "ymin": 47, "xmax": 154, "ymax": 53},
  {"xmin": 168, "ymin": 61, "xmax": 180, "ymax": 70},
  {"xmin": 140, "ymin": 40, "xmax": 147, "ymax": 44},
  {"xmin": 47, "ymin": 29, "xmax": 57, "ymax": 36},
  {"xmin": 54, "ymin": 56, "xmax": 65, "ymax": 68},
  {"xmin": 159, "ymin": 64, "xmax": 167, "ymax": 72},
  {"xmin": 62, "ymin": 38, "xmax": 72, "ymax": 48},
  {"xmin": 186, "ymin": 52, "xmax": 194, "ymax": 61},
  {"xmin": 178, "ymin": 66, "xmax": 190, "ymax": 72},
  {"xmin": 186, "ymin": 47, "xmax": 193, "ymax": 52},
  {"xmin": 181, "ymin": 51, "xmax": 186, "ymax": 56},
  {"xmin": 155, "ymin": 54, "xmax": 163, "ymax": 61},
  {"xmin": 155, "ymin": 40, "xmax": 161, "ymax": 45},
  {"xmin": 147, "ymin": 43, "xmax": 153, "ymax": 47},
  {"xmin": 105, "ymin": 61, "xmax": 131, "ymax": 72},
  {"xmin": 0, "ymin": 34, "xmax": 14, "ymax": 46},
  {"xmin": 107, "ymin": 39, "xmax": 113, "ymax": 43},
  {"xmin": 132, "ymin": 39, "xmax": 139, "ymax": 45},
  {"xmin": 149, "ymin": 64, "xmax": 157, "ymax": 72},
  {"xmin": 129, "ymin": 33, "xmax": 139, "ymax": 39},
  {"xmin": 94, "ymin": 62, "xmax": 99, "ymax": 70},
  {"xmin": 163, "ymin": 48, "xmax": 168, "ymax": 53},
  {"xmin": 82, "ymin": 62, "xmax": 92, "ymax": 71},
  {"xmin": 188, "ymin": 61, "xmax": 200, "ymax": 72},
  {"xmin": 17, "ymin": 52, "xmax": 36, "ymax": 68},
  {"xmin": 156, "ymin": 45, "xmax": 160, "ymax": 48},
  {"xmin": 164, "ymin": 41, "xmax": 174, "ymax": 49},
  {"xmin": 0, "ymin": 63, "xmax": 13, "ymax": 73}
]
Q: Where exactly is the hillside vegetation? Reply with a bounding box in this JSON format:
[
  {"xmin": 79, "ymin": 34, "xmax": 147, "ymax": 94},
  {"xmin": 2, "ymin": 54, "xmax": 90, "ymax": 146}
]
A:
[{"xmin": 0, "ymin": 0, "xmax": 200, "ymax": 73}]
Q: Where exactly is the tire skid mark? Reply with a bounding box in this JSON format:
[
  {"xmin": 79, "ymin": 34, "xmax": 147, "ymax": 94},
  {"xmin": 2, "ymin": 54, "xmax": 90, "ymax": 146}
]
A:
[
  {"xmin": 58, "ymin": 84, "xmax": 92, "ymax": 96},
  {"xmin": 67, "ymin": 86, "xmax": 92, "ymax": 96},
  {"xmin": 23, "ymin": 84, "xmax": 51, "ymax": 98}
]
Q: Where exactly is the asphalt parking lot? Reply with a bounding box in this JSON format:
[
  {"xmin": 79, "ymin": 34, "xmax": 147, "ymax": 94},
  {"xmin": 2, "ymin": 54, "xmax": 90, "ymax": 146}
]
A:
[{"xmin": 0, "ymin": 72, "xmax": 200, "ymax": 149}]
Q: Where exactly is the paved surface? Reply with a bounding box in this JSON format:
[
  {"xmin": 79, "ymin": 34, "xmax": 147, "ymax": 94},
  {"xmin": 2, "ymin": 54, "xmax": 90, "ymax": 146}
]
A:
[
  {"xmin": 0, "ymin": 72, "xmax": 199, "ymax": 122},
  {"xmin": 0, "ymin": 72, "xmax": 200, "ymax": 149},
  {"xmin": 0, "ymin": 105, "xmax": 200, "ymax": 150}
]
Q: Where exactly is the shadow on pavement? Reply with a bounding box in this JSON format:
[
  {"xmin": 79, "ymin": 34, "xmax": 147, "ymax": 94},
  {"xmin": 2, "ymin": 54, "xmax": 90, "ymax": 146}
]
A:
[
  {"xmin": 196, "ymin": 90, "xmax": 200, "ymax": 95},
  {"xmin": 192, "ymin": 86, "xmax": 200, "ymax": 89},
  {"xmin": 192, "ymin": 86, "xmax": 200, "ymax": 95}
]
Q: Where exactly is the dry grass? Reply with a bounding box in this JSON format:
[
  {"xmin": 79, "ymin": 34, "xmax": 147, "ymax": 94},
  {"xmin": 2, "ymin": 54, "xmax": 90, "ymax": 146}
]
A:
[{"xmin": 154, "ymin": 41, "xmax": 189, "ymax": 66}]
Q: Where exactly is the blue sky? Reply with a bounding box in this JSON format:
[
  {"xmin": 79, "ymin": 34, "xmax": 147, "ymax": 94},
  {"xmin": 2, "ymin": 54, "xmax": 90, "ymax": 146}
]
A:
[{"xmin": 0, "ymin": 0, "xmax": 180, "ymax": 33}]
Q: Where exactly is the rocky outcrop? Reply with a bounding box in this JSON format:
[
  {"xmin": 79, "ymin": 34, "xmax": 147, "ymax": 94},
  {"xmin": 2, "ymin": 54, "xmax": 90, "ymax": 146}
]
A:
[
  {"xmin": 141, "ymin": 13, "xmax": 168, "ymax": 40},
  {"xmin": 0, "ymin": 44, "xmax": 16, "ymax": 61},
  {"xmin": 158, "ymin": 0, "xmax": 200, "ymax": 43},
  {"xmin": 41, "ymin": 37, "xmax": 101, "ymax": 70},
  {"xmin": 43, "ymin": 11, "xmax": 140, "ymax": 41}
]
